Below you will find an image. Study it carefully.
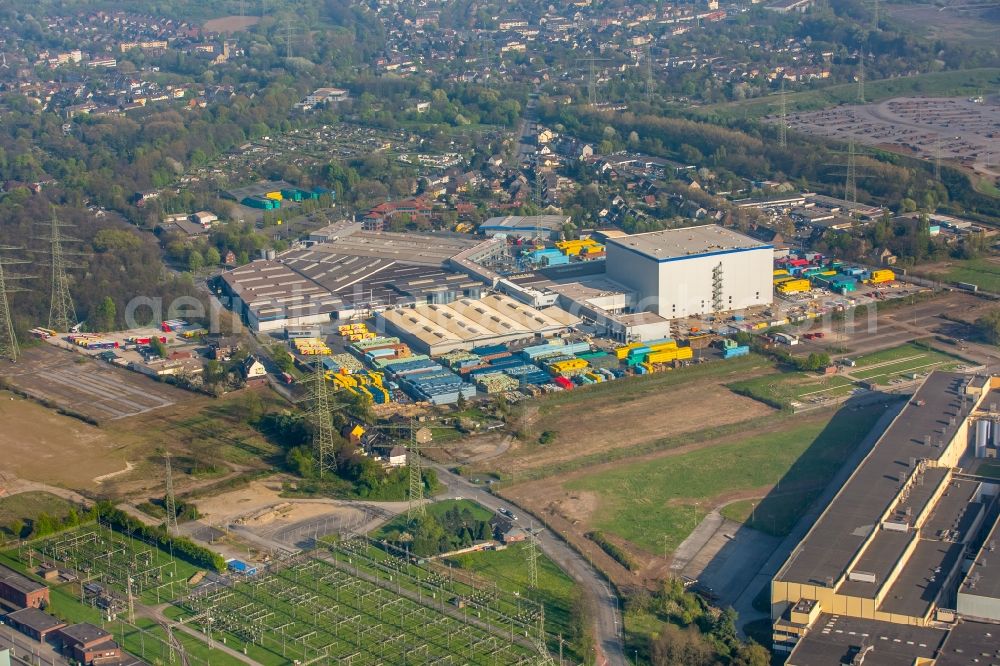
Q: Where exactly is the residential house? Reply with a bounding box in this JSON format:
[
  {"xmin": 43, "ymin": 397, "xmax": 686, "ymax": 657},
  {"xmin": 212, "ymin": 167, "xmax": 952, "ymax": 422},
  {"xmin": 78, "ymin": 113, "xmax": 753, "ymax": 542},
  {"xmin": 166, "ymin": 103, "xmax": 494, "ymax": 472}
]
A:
[{"xmin": 242, "ymin": 355, "xmax": 267, "ymax": 383}]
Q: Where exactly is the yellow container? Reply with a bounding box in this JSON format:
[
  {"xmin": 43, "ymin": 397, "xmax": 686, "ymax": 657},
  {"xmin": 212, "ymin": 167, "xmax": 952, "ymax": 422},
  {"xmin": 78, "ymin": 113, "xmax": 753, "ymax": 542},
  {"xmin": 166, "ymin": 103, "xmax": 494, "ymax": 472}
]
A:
[
  {"xmin": 777, "ymin": 279, "xmax": 811, "ymax": 294},
  {"xmin": 555, "ymin": 238, "xmax": 603, "ymax": 256},
  {"xmin": 548, "ymin": 358, "xmax": 588, "ymax": 374},
  {"xmin": 615, "ymin": 342, "xmax": 644, "ymax": 359},
  {"xmin": 265, "ymin": 191, "xmax": 282, "ymax": 200},
  {"xmin": 869, "ymin": 269, "xmax": 895, "ymax": 284},
  {"xmin": 773, "ymin": 269, "xmax": 789, "ymax": 277}
]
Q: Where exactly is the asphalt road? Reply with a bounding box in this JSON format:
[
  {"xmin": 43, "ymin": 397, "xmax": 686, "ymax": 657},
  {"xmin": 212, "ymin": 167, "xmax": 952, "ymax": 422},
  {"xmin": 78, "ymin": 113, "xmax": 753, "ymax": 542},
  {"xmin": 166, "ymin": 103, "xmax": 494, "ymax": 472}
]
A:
[{"xmin": 427, "ymin": 462, "xmax": 628, "ymax": 666}]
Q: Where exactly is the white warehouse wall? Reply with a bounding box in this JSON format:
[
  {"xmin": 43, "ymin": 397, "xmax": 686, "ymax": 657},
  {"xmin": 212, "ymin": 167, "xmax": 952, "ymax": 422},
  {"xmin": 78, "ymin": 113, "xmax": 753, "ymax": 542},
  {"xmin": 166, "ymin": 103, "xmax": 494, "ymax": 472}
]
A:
[{"xmin": 607, "ymin": 244, "xmax": 773, "ymax": 317}]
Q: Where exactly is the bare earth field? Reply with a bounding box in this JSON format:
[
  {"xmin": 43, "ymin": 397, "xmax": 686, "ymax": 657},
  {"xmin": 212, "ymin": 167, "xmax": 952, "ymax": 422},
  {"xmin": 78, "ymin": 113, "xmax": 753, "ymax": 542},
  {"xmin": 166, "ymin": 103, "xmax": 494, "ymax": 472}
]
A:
[
  {"xmin": 488, "ymin": 369, "xmax": 775, "ymax": 476},
  {"xmin": 202, "ymin": 15, "xmax": 260, "ymax": 32},
  {"xmin": 0, "ymin": 347, "xmax": 282, "ymax": 497},
  {"xmin": 1, "ymin": 346, "xmax": 194, "ymax": 422},
  {"xmin": 0, "ymin": 392, "xmax": 125, "ymax": 487},
  {"xmin": 886, "ymin": 2, "xmax": 1000, "ymax": 48}
]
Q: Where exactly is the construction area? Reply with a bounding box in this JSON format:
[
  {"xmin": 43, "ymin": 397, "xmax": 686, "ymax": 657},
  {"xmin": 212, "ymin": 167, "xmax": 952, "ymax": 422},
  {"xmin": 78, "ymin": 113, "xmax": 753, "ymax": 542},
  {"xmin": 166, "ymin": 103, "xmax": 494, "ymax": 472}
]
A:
[
  {"xmin": 0, "ymin": 346, "xmax": 193, "ymax": 422},
  {"xmin": 784, "ymin": 95, "xmax": 1000, "ymax": 178},
  {"xmin": 176, "ymin": 537, "xmax": 551, "ymax": 666}
]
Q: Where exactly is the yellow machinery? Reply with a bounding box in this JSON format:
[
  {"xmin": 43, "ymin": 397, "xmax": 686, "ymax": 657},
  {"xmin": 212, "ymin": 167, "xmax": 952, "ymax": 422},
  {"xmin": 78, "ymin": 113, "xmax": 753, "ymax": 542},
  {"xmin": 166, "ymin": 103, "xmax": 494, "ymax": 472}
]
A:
[
  {"xmin": 328, "ymin": 371, "xmax": 391, "ymax": 404},
  {"xmin": 776, "ymin": 279, "xmax": 811, "ymax": 294}
]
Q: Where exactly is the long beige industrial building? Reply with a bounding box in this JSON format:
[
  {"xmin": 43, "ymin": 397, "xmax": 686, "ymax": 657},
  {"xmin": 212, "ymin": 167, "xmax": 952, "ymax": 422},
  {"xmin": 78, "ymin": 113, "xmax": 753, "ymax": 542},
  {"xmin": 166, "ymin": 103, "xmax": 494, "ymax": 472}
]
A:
[
  {"xmin": 772, "ymin": 371, "xmax": 1000, "ymax": 665},
  {"xmin": 376, "ymin": 293, "xmax": 580, "ymax": 355}
]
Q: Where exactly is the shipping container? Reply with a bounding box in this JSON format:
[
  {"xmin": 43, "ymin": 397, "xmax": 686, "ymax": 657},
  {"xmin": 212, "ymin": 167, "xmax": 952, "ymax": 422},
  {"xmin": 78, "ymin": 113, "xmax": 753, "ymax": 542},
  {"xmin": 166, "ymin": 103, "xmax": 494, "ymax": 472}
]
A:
[{"xmin": 868, "ymin": 269, "xmax": 895, "ymax": 284}]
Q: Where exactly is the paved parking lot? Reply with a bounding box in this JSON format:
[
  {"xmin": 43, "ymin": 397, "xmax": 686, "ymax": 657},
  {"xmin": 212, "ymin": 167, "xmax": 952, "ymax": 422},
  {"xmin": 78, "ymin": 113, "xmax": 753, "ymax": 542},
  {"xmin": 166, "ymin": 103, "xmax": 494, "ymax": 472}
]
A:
[{"xmin": 785, "ymin": 96, "xmax": 1000, "ymax": 178}]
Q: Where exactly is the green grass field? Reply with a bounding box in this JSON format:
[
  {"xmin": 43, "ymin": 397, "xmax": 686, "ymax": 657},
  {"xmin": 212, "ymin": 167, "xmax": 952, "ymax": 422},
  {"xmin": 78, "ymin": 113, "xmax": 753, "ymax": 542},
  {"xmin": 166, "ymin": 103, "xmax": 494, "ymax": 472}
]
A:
[
  {"xmin": 0, "ymin": 491, "xmax": 80, "ymax": 538},
  {"xmin": 566, "ymin": 405, "xmax": 886, "ymax": 551},
  {"xmin": 730, "ymin": 343, "xmax": 969, "ymax": 406},
  {"xmin": 701, "ymin": 68, "xmax": 1000, "ymax": 120},
  {"xmin": 927, "ymin": 257, "xmax": 1000, "ymax": 293},
  {"xmin": 850, "ymin": 343, "xmax": 968, "ymax": 383},
  {"xmin": 729, "ymin": 372, "xmax": 856, "ymax": 408},
  {"xmin": 446, "ymin": 542, "xmax": 583, "ymax": 661}
]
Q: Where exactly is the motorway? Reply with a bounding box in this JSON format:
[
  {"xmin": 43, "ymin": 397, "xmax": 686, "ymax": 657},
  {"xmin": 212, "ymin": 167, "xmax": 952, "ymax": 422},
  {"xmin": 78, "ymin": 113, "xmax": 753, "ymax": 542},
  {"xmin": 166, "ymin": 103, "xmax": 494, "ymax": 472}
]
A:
[{"xmin": 426, "ymin": 462, "xmax": 628, "ymax": 666}]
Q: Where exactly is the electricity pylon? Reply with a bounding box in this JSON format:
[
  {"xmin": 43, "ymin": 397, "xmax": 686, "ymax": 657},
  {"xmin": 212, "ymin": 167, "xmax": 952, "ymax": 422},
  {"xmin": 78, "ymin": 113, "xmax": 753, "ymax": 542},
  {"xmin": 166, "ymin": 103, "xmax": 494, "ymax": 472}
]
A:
[
  {"xmin": 846, "ymin": 139, "xmax": 858, "ymax": 205},
  {"xmin": 580, "ymin": 55, "xmax": 609, "ymax": 107},
  {"xmin": 644, "ymin": 42, "xmax": 654, "ymax": 102},
  {"xmin": 36, "ymin": 214, "xmax": 83, "ymax": 332},
  {"xmin": 164, "ymin": 452, "xmax": 179, "ymax": 534},
  {"xmin": 527, "ymin": 523, "xmax": 540, "ymax": 589},
  {"xmin": 407, "ymin": 417, "xmax": 425, "ymax": 520},
  {"xmin": 778, "ymin": 78, "xmax": 788, "ymax": 149},
  {"xmin": 0, "ymin": 246, "xmax": 33, "ymax": 362},
  {"xmin": 283, "ymin": 17, "xmax": 296, "ymax": 58},
  {"xmin": 857, "ymin": 54, "xmax": 866, "ymax": 103},
  {"xmin": 310, "ymin": 359, "xmax": 338, "ymax": 478}
]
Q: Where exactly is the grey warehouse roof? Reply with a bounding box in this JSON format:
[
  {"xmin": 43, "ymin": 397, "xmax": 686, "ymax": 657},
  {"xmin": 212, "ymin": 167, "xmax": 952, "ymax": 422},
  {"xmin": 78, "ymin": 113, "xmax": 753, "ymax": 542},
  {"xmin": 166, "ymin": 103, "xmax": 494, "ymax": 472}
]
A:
[{"xmin": 605, "ymin": 224, "xmax": 769, "ymax": 261}]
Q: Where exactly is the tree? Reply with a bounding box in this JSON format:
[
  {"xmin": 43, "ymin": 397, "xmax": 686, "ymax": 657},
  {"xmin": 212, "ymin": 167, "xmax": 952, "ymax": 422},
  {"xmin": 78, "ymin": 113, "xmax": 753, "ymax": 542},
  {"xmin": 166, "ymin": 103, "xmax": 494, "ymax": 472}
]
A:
[
  {"xmin": 650, "ymin": 625, "xmax": 715, "ymax": 666},
  {"xmin": 732, "ymin": 642, "xmax": 770, "ymax": 666},
  {"xmin": 188, "ymin": 250, "xmax": 204, "ymax": 272},
  {"xmin": 203, "ymin": 360, "xmax": 226, "ymax": 386},
  {"xmin": 205, "ymin": 247, "xmax": 221, "ymax": 265},
  {"xmin": 976, "ymin": 310, "xmax": 1000, "ymax": 345},
  {"xmin": 286, "ymin": 446, "xmax": 316, "ymax": 478},
  {"xmin": 93, "ymin": 296, "xmax": 117, "ymax": 331},
  {"xmin": 149, "ymin": 337, "xmax": 169, "ymax": 358}
]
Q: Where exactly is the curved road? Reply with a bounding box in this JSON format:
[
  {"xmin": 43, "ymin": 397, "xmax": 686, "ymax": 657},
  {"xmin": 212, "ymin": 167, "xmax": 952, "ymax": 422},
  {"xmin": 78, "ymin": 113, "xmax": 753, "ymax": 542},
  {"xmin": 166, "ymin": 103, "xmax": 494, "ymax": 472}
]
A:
[{"xmin": 427, "ymin": 462, "xmax": 627, "ymax": 666}]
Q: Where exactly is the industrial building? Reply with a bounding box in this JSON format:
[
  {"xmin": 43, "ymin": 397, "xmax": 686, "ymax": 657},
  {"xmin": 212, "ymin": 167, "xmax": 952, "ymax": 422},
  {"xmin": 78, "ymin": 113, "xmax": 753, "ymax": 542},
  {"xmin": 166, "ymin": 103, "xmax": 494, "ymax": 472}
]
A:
[
  {"xmin": 504, "ymin": 264, "xmax": 672, "ymax": 342},
  {"xmin": 376, "ymin": 293, "xmax": 580, "ymax": 355},
  {"xmin": 0, "ymin": 564, "xmax": 49, "ymax": 609},
  {"xmin": 4, "ymin": 607, "xmax": 66, "ymax": 641},
  {"xmin": 772, "ymin": 371, "xmax": 1000, "ymax": 665},
  {"xmin": 219, "ymin": 231, "xmax": 490, "ymax": 331},
  {"xmin": 606, "ymin": 225, "xmax": 773, "ymax": 318},
  {"xmin": 479, "ymin": 215, "xmax": 570, "ymax": 240}
]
